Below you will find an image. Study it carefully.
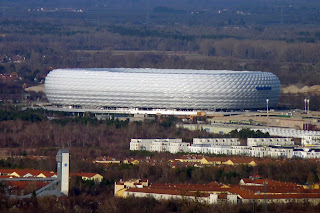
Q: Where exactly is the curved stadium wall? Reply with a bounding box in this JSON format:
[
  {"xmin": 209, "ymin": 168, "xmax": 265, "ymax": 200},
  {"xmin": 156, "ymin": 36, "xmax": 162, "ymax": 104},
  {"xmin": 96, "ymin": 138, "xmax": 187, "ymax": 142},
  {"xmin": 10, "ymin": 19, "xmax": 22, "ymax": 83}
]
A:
[{"xmin": 45, "ymin": 68, "xmax": 281, "ymax": 110}]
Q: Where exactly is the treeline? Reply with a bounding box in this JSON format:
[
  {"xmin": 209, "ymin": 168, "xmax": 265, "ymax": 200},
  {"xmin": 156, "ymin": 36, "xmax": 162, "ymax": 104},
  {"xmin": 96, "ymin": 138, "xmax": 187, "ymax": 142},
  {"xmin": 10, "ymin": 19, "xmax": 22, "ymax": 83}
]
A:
[
  {"xmin": 0, "ymin": 109, "xmax": 45, "ymax": 122},
  {"xmin": 1, "ymin": 18, "xmax": 320, "ymax": 86},
  {"xmin": 0, "ymin": 116, "xmax": 214, "ymax": 157},
  {"xmin": 3, "ymin": 0, "xmax": 320, "ymax": 26},
  {"xmin": 229, "ymin": 129, "xmax": 270, "ymax": 139}
]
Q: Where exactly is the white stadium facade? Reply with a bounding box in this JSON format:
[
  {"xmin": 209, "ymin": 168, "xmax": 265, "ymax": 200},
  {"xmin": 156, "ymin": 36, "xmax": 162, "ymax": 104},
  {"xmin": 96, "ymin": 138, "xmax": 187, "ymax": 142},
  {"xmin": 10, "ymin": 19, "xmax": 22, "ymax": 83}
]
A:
[{"xmin": 45, "ymin": 68, "xmax": 281, "ymax": 110}]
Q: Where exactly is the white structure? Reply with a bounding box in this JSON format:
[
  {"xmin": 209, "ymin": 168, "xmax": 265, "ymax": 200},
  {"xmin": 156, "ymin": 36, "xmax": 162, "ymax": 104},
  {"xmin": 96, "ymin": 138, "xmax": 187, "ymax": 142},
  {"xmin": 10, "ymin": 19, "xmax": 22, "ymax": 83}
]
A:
[
  {"xmin": 294, "ymin": 148, "xmax": 320, "ymax": 159},
  {"xmin": 250, "ymin": 146, "xmax": 294, "ymax": 158},
  {"xmin": 56, "ymin": 149, "xmax": 69, "ymax": 196},
  {"xmin": 250, "ymin": 146, "xmax": 270, "ymax": 158},
  {"xmin": 207, "ymin": 146, "xmax": 232, "ymax": 155},
  {"xmin": 45, "ymin": 68, "xmax": 281, "ymax": 110},
  {"xmin": 193, "ymin": 138, "xmax": 240, "ymax": 146},
  {"xmin": 255, "ymin": 127, "xmax": 320, "ymax": 140},
  {"xmin": 230, "ymin": 146, "xmax": 251, "ymax": 155},
  {"xmin": 247, "ymin": 138, "xmax": 294, "ymax": 147},
  {"xmin": 189, "ymin": 138, "xmax": 239, "ymax": 154},
  {"xmin": 189, "ymin": 144, "xmax": 233, "ymax": 155},
  {"xmin": 301, "ymin": 136, "xmax": 320, "ymax": 146},
  {"xmin": 167, "ymin": 142, "xmax": 191, "ymax": 153},
  {"xmin": 123, "ymin": 189, "xmax": 221, "ymax": 204},
  {"xmin": 268, "ymin": 147, "xmax": 294, "ymax": 158},
  {"xmin": 188, "ymin": 144, "xmax": 211, "ymax": 153},
  {"xmin": 130, "ymin": 138, "xmax": 320, "ymax": 159},
  {"xmin": 130, "ymin": 139, "xmax": 190, "ymax": 153}
]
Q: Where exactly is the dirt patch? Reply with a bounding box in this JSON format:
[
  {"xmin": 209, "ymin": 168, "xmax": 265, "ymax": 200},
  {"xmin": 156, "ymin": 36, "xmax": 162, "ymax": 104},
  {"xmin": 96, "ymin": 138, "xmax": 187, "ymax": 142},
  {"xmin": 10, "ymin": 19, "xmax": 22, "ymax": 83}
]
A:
[
  {"xmin": 25, "ymin": 84, "xmax": 45, "ymax": 93},
  {"xmin": 282, "ymin": 85, "xmax": 320, "ymax": 95}
]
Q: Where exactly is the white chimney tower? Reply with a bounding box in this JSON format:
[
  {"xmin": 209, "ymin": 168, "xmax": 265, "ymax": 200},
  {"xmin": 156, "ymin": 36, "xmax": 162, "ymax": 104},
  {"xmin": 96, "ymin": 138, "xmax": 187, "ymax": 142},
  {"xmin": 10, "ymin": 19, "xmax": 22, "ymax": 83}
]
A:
[{"xmin": 56, "ymin": 149, "xmax": 69, "ymax": 196}]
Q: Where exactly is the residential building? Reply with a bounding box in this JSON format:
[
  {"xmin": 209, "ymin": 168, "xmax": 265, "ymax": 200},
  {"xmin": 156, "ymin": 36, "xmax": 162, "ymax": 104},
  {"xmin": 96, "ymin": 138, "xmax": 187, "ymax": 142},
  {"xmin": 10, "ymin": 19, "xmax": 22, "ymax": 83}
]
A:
[
  {"xmin": 130, "ymin": 138, "xmax": 190, "ymax": 153},
  {"xmin": 230, "ymin": 146, "xmax": 251, "ymax": 155},
  {"xmin": 71, "ymin": 173, "xmax": 103, "ymax": 183},
  {"xmin": 294, "ymin": 148, "xmax": 320, "ymax": 159},
  {"xmin": 247, "ymin": 138, "xmax": 294, "ymax": 147},
  {"xmin": 0, "ymin": 169, "xmax": 57, "ymax": 178},
  {"xmin": 301, "ymin": 136, "xmax": 320, "ymax": 146},
  {"xmin": 115, "ymin": 178, "xmax": 320, "ymax": 204},
  {"xmin": 130, "ymin": 137, "xmax": 320, "ymax": 159},
  {"xmin": 207, "ymin": 146, "xmax": 232, "ymax": 155},
  {"xmin": 193, "ymin": 138, "xmax": 240, "ymax": 146},
  {"xmin": 114, "ymin": 179, "xmax": 149, "ymax": 197},
  {"xmin": 93, "ymin": 156, "xmax": 121, "ymax": 164}
]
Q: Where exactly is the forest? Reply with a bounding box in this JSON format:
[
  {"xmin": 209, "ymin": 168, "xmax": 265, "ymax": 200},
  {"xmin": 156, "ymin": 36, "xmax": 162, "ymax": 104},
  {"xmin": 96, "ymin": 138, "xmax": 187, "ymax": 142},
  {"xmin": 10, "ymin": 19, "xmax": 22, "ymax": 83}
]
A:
[{"xmin": 1, "ymin": 1, "xmax": 320, "ymax": 87}]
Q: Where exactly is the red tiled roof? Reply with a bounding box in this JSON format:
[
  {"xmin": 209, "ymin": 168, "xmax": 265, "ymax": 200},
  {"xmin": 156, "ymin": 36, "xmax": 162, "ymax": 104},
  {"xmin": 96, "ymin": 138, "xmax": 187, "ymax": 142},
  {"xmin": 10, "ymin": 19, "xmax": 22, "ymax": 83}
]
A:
[
  {"xmin": 123, "ymin": 179, "xmax": 320, "ymax": 201},
  {"xmin": 0, "ymin": 169, "xmax": 56, "ymax": 177},
  {"xmin": 148, "ymin": 183, "xmax": 226, "ymax": 193},
  {"xmin": 126, "ymin": 187, "xmax": 210, "ymax": 197},
  {"xmin": 175, "ymin": 155, "xmax": 205, "ymax": 160},
  {"xmin": 71, "ymin": 172, "xmax": 100, "ymax": 178},
  {"xmin": 226, "ymin": 157, "xmax": 257, "ymax": 164},
  {"xmin": 5, "ymin": 181, "xmax": 49, "ymax": 190},
  {"xmin": 95, "ymin": 156, "xmax": 119, "ymax": 161},
  {"xmin": 0, "ymin": 175, "xmax": 16, "ymax": 179},
  {"xmin": 241, "ymin": 178, "xmax": 299, "ymax": 188}
]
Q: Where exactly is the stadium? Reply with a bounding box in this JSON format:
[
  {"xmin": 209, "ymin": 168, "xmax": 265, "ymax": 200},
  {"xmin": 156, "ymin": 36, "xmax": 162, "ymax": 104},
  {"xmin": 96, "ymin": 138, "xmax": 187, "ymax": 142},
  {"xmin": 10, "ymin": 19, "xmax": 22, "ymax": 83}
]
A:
[{"xmin": 45, "ymin": 68, "xmax": 281, "ymax": 110}]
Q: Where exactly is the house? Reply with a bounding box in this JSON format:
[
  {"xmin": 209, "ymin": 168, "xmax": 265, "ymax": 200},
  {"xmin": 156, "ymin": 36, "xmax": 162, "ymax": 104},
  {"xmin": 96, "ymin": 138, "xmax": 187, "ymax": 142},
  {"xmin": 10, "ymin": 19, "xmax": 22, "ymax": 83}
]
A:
[
  {"xmin": 71, "ymin": 172, "xmax": 103, "ymax": 183},
  {"xmin": 175, "ymin": 155, "xmax": 205, "ymax": 163},
  {"xmin": 94, "ymin": 156, "xmax": 121, "ymax": 164},
  {"xmin": 129, "ymin": 138, "xmax": 189, "ymax": 153},
  {"xmin": 114, "ymin": 179, "xmax": 149, "ymax": 197},
  {"xmin": 0, "ymin": 169, "xmax": 57, "ymax": 178},
  {"xmin": 123, "ymin": 158, "xmax": 140, "ymax": 165},
  {"xmin": 223, "ymin": 158, "xmax": 258, "ymax": 167},
  {"xmin": 200, "ymin": 157, "xmax": 226, "ymax": 166}
]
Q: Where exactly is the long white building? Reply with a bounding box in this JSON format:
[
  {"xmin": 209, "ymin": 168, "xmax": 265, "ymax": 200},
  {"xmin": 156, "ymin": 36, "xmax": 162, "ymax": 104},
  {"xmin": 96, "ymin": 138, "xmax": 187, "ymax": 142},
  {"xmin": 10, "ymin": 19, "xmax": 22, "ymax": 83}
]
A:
[
  {"xmin": 130, "ymin": 138, "xmax": 320, "ymax": 158},
  {"xmin": 255, "ymin": 128, "xmax": 320, "ymax": 144},
  {"xmin": 247, "ymin": 138, "xmax": 294, "ymax": 147},
  {"xmin": 130, "ymin": 139, "xmax": 190, "ymax": 153},
  {"xmin": 45, "ymin": 68, "xmax": 281, "ymax": 110},
  {"xmin": 193, "ymin": 138, "xmax": 240, "ymax": 146}
]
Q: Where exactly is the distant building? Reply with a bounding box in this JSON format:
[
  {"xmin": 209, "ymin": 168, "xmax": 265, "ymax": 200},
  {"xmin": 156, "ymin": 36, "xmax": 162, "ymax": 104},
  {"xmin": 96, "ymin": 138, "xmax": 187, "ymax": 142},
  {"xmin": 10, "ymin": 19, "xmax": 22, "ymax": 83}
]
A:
[
  {"xmin": 115, "ymin": 178, "xmax": 320, "ymax": 204},
  {"xmin": 193, "ymin": 138, "xmax": 240, "ymax": 146},
  {"xmin": 93, "ymin": 156, "xmax": 121, "ymax": 164},
  {"xmin": 130, "ymin": 138, "xmax": 190, "ymax": 153},
  {"xmin": 301, "ymin": 135, "xmax": 320, "ymax": 146},
  {"xmin": 247, "ymin": 138, "xmax": 294, "ymax": 147},
  {"xmin": 71, "ymin": 172, "xmax": 103, "ymax": 183}
]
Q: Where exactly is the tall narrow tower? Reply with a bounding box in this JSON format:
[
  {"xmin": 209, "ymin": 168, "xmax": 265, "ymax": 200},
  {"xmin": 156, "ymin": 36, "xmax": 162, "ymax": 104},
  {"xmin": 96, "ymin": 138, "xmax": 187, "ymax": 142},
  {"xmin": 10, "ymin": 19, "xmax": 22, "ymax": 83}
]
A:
[{"xmin": 56, "ymin": 149, "xmax": 69, "ymax": 196}]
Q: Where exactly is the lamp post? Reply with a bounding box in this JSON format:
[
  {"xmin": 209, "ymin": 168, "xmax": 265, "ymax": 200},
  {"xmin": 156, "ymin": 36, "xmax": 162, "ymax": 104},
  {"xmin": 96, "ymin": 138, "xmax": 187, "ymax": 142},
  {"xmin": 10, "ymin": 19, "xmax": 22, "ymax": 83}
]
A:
[
  {"xmin": 266, "ymin": 99, "xmax": 269, "ymax": 126},
  {"xmin": 307, "ymin": 99, "xmax": 310, "ymax": 114},
  {"xmin": 304, "ymin": 99, "xmax": 307, "ymax": 113}
]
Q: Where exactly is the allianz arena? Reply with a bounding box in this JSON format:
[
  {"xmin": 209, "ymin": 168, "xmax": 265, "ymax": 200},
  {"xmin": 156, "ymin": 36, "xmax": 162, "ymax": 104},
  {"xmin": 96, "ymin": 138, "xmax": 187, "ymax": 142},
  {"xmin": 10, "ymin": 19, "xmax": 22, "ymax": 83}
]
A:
[{"xmin": 45, "ymin": 68, "xmax": 281, "ymax": 110}]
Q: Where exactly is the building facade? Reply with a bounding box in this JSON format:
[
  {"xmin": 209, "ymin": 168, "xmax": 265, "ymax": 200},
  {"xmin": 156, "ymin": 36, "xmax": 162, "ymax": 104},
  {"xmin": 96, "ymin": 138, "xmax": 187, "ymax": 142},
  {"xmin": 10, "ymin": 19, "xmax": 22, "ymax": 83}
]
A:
[
  {"xmin": 247, "ymin": 138, "xmax": 294, "ymax": 147},
  {"xmin": 130, "ymin": 139, "xmax": 190, "ymax": 153}
]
